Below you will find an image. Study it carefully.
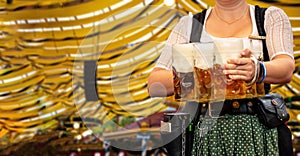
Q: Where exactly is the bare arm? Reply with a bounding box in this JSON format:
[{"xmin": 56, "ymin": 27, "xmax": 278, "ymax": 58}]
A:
[
  {"xmin": 147, "ymin": 68, "xmax": 174, "ymax": 97},
  {"xmin": 264, "ymin": 55, "xmax": 294, "ymax": 84}
]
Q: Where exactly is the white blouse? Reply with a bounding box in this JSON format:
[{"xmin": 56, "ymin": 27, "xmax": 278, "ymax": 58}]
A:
[{"xmin": 155, "ymin": 5, "xmax": 294, "ymax": 70}]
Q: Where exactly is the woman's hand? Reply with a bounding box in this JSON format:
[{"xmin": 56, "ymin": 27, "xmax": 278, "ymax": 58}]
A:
[{"xmin": 223, "ymin": 49, "xmax": 255, "ymax": 82}]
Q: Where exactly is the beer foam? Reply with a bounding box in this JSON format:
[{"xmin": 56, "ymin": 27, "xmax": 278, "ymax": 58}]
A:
[
  {"xmin": 193, "ymin": 43, "xmax": 215, "ymax": 69},
  {"xmin": 214, "ymin": 38, "xmax": 244, "ymax": 64},
  {"xmin": 172, "ymin": 44, "xmax": 194, "ymax": 72}
]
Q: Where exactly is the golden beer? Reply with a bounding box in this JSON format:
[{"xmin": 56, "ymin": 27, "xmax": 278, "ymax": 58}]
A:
[
  {"xmin": 173, "ymin": 72, "xmax": 195, "ymax": 100},
  {"xmin": 194, "ymin": 63, "xmax": 258, "ymax": 101},
  {"xmin": 194, "ymin": 67, "xmax": 212, "ymax": 102}
]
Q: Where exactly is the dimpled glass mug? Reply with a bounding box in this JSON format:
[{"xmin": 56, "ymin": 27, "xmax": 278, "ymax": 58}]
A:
[
  {"xmin": 249, "ymin": 39, "xmax": 265, "ymax": 97},
  {"xmin": 172, "ymin": 43, "xmax": 196, "ymax": 101},
  {"xmin": 213, "ymin": 38, "xmax": 257, "ymax": 100},
  {"xmin": 172, "ymin": 39, "xmax": 259, "ymax": 102},
  {"xmin": 193, "ymin": 42, "xmax": 215, "ymax": 102},
  {"xmin": 172, "ymin": 42, "xmax": 218, "ymax": 102}
]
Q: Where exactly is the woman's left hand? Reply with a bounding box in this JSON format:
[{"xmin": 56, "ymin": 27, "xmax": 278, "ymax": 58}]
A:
[{"xmin": 223, "ymin": 49, "xmax": 255, "ymax": 82}]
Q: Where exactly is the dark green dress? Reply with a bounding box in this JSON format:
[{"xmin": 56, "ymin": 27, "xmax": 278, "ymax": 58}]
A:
[{"xmin": 192, "ymin": 114, "xmax": 279, "ymax": 156}]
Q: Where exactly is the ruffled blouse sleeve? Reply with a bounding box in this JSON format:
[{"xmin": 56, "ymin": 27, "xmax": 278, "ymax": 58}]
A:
[{"xmin": 264, "ymin": 6, "xmax": 294, "ymax": 60}]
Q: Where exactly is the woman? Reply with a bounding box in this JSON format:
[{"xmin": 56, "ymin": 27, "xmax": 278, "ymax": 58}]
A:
[{"xmin": 148, "ymin": 0, "xmax": 294, "ymax": 155}]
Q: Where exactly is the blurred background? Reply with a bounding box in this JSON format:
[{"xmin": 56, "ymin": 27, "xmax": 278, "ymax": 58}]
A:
[{"xmin": 0, "ymin": 0, "xmax": 299, "ymax": 155}]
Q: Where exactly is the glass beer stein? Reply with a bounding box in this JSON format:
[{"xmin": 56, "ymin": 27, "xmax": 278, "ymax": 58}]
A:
[
  {"xmin": 214, "ymin": 38, "xmax": 257, "ymax": 100},
  {"xmin": 172, "ymin": 43, "xmax": 195, "ymax": 101},
  {"xmin": 193, "ymin": 43, "xmax": 215, "ymax": 102},
  {"xmin": 249, "ymin": 38, "xmax": 265, "ymax": 97}
]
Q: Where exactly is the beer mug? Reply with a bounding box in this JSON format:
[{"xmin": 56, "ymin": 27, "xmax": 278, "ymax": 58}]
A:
[
  {"xmin": 249, "ymin": 39, "xmax": 265, "ymax": 97},
  {"xmin": 214, "ymin": 38, "xmax": 257, "ymax": 99},
  {"xmin": 172, "ymin": 44, "xmax": 195, "ymax": 101},
  {"xmin": 193, "ymin": 42, "xmax": 215, "ymax": 102}
]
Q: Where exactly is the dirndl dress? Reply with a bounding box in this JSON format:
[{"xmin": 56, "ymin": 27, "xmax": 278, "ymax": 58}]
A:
[{"xmin": 192, "ymin": 114, "xmax": 278, "ymax": 156}]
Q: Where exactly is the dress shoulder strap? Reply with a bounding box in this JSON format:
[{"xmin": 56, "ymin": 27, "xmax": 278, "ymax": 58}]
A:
[
  {"xmin": 190, "ymin": 9, "xmax": 207, "ymax": 43},
  {"xmin": 254, "ymin": 5, "xmax": 270, "ymax": 93},
  {"xmin": 254, "ymin": 5, "xmax": 269, "ymax": 61}
]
